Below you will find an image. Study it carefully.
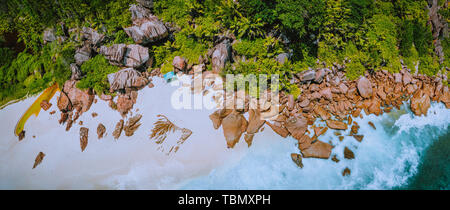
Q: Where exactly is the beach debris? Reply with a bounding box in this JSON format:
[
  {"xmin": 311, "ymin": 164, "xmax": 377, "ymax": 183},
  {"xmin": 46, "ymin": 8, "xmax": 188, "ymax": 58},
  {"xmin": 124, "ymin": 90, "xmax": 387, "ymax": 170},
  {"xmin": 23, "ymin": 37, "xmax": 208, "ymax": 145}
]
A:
[
  {"xmin": 124, "ymin": 114, "xmax": 142, "ymax": 136},
  {"xmin": 113, "ymin": 119, "xmax": 124, "ymax": 139},
  {"xmin": 344, "ymin": 147, "xmax": 355, "ymax": 159},
  {"xmin": 33, "ymin": 152, "xmax": 46, "ymax": 169},
  {"xmin": 291, "ymin": 153, "xmax": 304, "ymax": 168},
  {"xmin": 50, "ymin": 110, "xmax": 56, "ymax": 115},
  {"xmin": 97, "ymin": 123, "xmax": 106, "ymax": 139},
  {"xmin": 92, "ymin": 112, "xmax": 98, "ymax": 118},
  {"xmin": 342, "ymin": 167, "xmax": 351, "ymax": 176},
  {"xmin": 80, "ymin": 127, "xmax": 89, "ymax": 152}
]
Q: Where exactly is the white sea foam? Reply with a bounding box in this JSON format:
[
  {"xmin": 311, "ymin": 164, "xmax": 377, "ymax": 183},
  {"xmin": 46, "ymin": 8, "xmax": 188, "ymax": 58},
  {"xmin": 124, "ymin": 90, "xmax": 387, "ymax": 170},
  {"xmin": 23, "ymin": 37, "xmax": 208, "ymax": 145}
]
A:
[{"xmin": 0, "ymin": 77, "xmax": 449, "ymax": 189}]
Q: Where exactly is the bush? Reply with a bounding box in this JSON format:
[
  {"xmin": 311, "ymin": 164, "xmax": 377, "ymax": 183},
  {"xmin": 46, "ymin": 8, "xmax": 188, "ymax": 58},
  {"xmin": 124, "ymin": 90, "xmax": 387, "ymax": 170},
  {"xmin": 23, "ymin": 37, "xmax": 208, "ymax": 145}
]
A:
[{"xmin": 77, "ymin": 55, "xmax": 119, "ymax": 95}]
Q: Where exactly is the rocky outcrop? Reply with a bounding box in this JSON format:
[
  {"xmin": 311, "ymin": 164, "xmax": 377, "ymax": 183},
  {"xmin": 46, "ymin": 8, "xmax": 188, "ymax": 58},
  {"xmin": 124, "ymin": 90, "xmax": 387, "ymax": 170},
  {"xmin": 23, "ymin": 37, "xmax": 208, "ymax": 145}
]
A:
[
  {"xmin": 80, "ymin": 127, "xmax": 89, "ymax": 152},
  {"xmin": 116, "ymin": 91, "xmax": 138, "ymax": 116},
  {"xmin": 124, "ymin": 114, "xmax": 142, "ymax": 136},
  {"xmin": 411, "ymin": 90, "xmax": 431, "ymax": 116},
  {"xmin": 113, "ymin": 119, "xmax": 124, "ymax": 139},
  {"xmin": 33, "ymin": 152, "xmax": 46, "ymax": 169},
  {"xmin": 108, "ymin": 68, "xmax": 148, "ymax": 92},
  {"xmin": 61, "ymin": 80, "xmax": 95, "ymax": 113},
  {"xmin": 221, "ymin": 111, "xmax": 248, "ymax": 148},
  {"xmin": 284, "ymin": 116, "xmax": 308, "ymax": 141},
  {"xmin": 100, "ymin": 44, "xmax": 127, "ymax": 66},
  {"xmin": 209, "ymin": 109, "xmax": 232, "ymax": 129},
  {"xmin": 301, "ymin": 140, "xmax": 332, "ymax": 159},
  {"xmin": 136, "ymin": 0, "xmax": 153, "ymax": 9},
  {"xmin": 124, "ymin": 44, "xmax": 150, "ymax": 68},
  {"xmin": 70, "ymin": 63, "xmax": 83, "ymax": 80},
  {"xmin": 266, "ymin": 121, "xmax": 289, "ymax": 138},
  {"xmin": 100, "ymin": 44, "xmax": 149, "ymax": 68},
  {"xmin": 211, "ymin": 39, "xmax": 232, "ymax": 74},
  {"xmin": 97, "ymin": 123, "xmax": 106, "ymax": 139},
  {"xmin": 74, "ymin": 45, "xmax": 92, "ymax": 66},
  {"xmin": 124, "ymin": 5, "xmax": 168, "ymax": 44},
  {"xmin": 81, "ymin": 27, "xmax": 105, "ymax": 46},
  {"xmin": 173, "ymin": 56, "xmax": 187, "ymax": 72}
]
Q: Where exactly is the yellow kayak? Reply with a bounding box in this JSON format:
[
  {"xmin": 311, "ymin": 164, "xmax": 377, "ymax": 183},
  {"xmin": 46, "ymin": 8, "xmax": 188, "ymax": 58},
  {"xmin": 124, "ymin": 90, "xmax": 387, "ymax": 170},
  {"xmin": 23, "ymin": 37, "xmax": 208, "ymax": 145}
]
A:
[{"xmin": 14, "ymin": 83, "xmax": 60, "ymax": 136}]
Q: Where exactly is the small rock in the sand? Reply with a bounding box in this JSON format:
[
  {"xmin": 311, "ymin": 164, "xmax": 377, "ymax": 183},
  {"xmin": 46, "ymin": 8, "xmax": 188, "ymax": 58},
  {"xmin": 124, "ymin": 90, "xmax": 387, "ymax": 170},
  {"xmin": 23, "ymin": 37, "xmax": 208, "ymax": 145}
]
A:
[
  {"xmin": 33, "ymin": 152, "xmax": 46, "ymax": 169},
  {"xmin": 49, "ymin": 110, "xmax": 56, "ymax": 115},
  {"xmin": 334, "ymin": 131, "xmax": 341, "ymax": 136},
  {"xmin": 40, "ymin": 100, "xmax": 52, "ymax": 111},
  {"xmin": 344, "ymin": 147, "xmax": 355, "ymax": 159},
  {"xmin": 148, "ymin": 83, "xmax": 155, "ymax": 88},
  {"xmin": 342, "ymin": 167, "xmax": 351, "ymax": 176},
  {"xmin": 92, "ymin": 112, "xmax": 98, "ymax": 118},
  {"xmin": 94, "ymin": 98, "xmax": 98, "ymax": 104},
  {"xmin": 80, "ymin": 127, "xmax": 89, "ymax": 152},
  {"xmin": 368, "ymin": 121, "xmax": 376, "ymax": 130},
  {"xmin": 332, "ymin": 155, "xmax": 340, "ymax": 163},
  {"xmin": 291, "ymin": 153, "xmax": 304, "ymax": 168},
  {"xmin": 97, "ymin": 123, "xmax": 106, "ymax": 139},
  {"xmin": 113, "ymin": 119, "xmax": 124, "ymax": 139},
  {"xmin": 32, "ymin": 135, "xmax": 36, "ymax": 138},
  {"xmin": 348, "ymin": 116, "xmax": 353, "ymax": 125},
  {"xmin": 79, "ymin": 121, "xmax": 83, "ymax": 125},
  {"xmin": 339, "ymin": 136, "xmax": 344, "ymax": 141},
  {"xmin": 18, "ymin": 130, "xmax": 25, "ymax": 141},
  {"xmin": 353, "ymin": 135, "xmax": 364, "ymax": 142}
]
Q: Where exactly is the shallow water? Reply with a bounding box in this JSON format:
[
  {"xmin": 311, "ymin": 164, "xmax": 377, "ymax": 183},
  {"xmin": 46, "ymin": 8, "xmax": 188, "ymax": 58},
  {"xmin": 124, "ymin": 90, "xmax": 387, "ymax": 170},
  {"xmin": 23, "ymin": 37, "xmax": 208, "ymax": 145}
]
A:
[{"xmin": 0, "ymin": 77, "xmax": 448, "ymax": 189}]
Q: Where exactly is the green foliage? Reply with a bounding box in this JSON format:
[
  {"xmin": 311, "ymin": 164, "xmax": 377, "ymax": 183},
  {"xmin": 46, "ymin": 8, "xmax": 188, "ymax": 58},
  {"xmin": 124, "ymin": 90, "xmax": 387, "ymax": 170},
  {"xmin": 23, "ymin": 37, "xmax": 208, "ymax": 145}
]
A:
[
  {"xmin": 77, "ymin": 54, "xmax": 119, "ymax": 95},
  {"xmin": 233, "ymin": 36, "xmax": 284, "ymax": 59}
]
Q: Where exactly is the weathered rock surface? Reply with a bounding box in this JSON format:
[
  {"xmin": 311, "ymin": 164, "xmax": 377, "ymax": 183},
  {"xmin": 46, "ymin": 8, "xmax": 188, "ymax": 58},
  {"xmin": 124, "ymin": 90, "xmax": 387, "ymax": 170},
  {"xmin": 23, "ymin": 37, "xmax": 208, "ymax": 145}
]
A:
[
  {"xmin": 344, "ymin": 147, "xmax": 355, "ymax": 159},
  {"xmin": 221, "ymin": 111, "xmax": 248, "ymax": 148},
  {"xmin": 100, "ymin": 44, "xmax": 127, "ymax": 66},
  {"xmin": 285, "ymin": 116, "xmax": 308, "ymax": 141},
  {"xmin": 116, "ymin": 91, "xmax": 138, "ymax": 116},
  {"xmin": 74, "ymin": 45, "xmax": 92, "ymax": 66},
  {"xmin": 173, "ymin": 56, "xmax": 187, "ymax": 72},
  {"xmin": 97, "ymin": 123, "xmax": 106, "ymax": 139},
  {"xmin": 211, "ymin": 39, "xmax": 232, "ymax": 74},
  {"xmin": 291, "ymin": 153, "xmax": 304, "ymax": 168},
  {"xmin": 113, "ymin": 119, "xmax": 124, "ymax": 139},
  {"xmin": 411, "ymin": 90, "xmax": 431, "ymax": 116},
  {"xmin": 108, "ymin": 68, "xmax": 148, "ymax": 92},
  {"xmin": 81, "ymin": 27, "xmax": 105, "ymax": 46},
  {"xmin": 266, "ymin": 121, "xmax": 289, "ymax": 138},
  {"xmin": 59, "ymin": 80, "xmax": 94, "ymax": 113},
  {"xmin": 326, "ymin": 120, "xmax": 348, "ymax": 130},
  {"xmin": 301, "ymin": 140, "xmax": 332, "ymax": 159},
  {"xmin": 33, "ymin": 152, "xmax": 46, "ymax": 169},
  {"xmin": 124, "ymin": 5, "xmax": 168, "ymax": 44},
  {"xmin": 342, "ymin": 167, "xmax": 351, "ymax": 176},
  {"xmin": 124, "ymin": 114, "xmax": 142, "ymax": 136},
  {"xmin": 70, "ymin": 63, "xmax": 83, "ymax": 80},
  {"xmin": 80, "ymin": 127, "xmax": 89, "ymax": 152},
  {"xmin": 357, "ymin": 76, "xmax": 373, "ymax": 98},
  {"xmin": 124, "ymin": 44, "xmax": 150, "ymax": 68}
]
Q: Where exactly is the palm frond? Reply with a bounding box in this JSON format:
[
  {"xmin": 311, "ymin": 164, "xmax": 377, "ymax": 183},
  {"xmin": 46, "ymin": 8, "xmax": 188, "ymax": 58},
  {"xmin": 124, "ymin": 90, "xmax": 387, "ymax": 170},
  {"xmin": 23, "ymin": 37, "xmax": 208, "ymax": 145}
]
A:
[{"xmin": 150, "ymin": 114, "xmax": 178, "ymax": 144}]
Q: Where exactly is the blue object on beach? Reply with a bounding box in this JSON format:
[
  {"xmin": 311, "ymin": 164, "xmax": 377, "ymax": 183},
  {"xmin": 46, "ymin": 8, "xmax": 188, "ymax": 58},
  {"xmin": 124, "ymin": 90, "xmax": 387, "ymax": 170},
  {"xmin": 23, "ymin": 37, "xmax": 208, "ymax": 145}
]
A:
[{"xmin": 163, "ymin": 71, "xmax": 175, "ymax": 82}]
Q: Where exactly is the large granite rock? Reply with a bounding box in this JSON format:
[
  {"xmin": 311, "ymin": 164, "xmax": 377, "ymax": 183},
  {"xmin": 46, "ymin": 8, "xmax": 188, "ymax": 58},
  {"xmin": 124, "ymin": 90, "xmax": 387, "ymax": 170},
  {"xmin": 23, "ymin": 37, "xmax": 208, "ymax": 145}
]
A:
[
  {"xmin": 301, "ymin": 140, "xmax": 332, "ymax": 159},
  {"xmin": 211, "ymin": 39, "xmax": 232, "ymax": 74},
  {"xmin": 124, "ymin": 44, "xmax": 150, "ymax": 68},
  {"xmin": 124, "ymin": 5, "xmax": 168, "ymax": 44},
  {"xmin": 74, "ymin": 45, "xmax": 92, "ymax": 66},
  {"xmin": 357, "ymin": 76, "xmax": 373, "ymax": 98},
  {"xmin": 100, "ymin": 44, "xmax": 127, "ymax": 66},
  {"xmin": 221, "ymin": 111, "xmax": 248, "ymax": 148},
  {"xmin": 108, "ymin": 68, "xmax": 148, "ymax": 92},
  {"xmin": 70, "ymin": 63, "xmax": 82, "ymax": 80},
  {"xmin": 81, "ymin": 27, "xmax": 105, "ymax": 46}
]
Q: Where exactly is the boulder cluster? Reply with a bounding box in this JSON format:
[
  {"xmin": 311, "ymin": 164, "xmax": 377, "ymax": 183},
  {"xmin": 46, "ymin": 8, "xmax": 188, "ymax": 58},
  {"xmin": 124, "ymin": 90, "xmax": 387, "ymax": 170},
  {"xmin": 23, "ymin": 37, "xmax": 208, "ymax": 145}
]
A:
[{"xmin": 208, "ymin": 61, "xmax": 449, "ymax": 170}]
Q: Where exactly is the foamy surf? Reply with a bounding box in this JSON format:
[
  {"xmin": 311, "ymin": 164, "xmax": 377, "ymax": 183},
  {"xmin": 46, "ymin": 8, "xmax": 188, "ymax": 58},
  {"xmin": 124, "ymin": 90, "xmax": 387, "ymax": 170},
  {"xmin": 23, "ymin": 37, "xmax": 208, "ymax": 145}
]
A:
[{"xmin": 0, "ymin": 77, "xmax": 449, "ymax": 189}]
